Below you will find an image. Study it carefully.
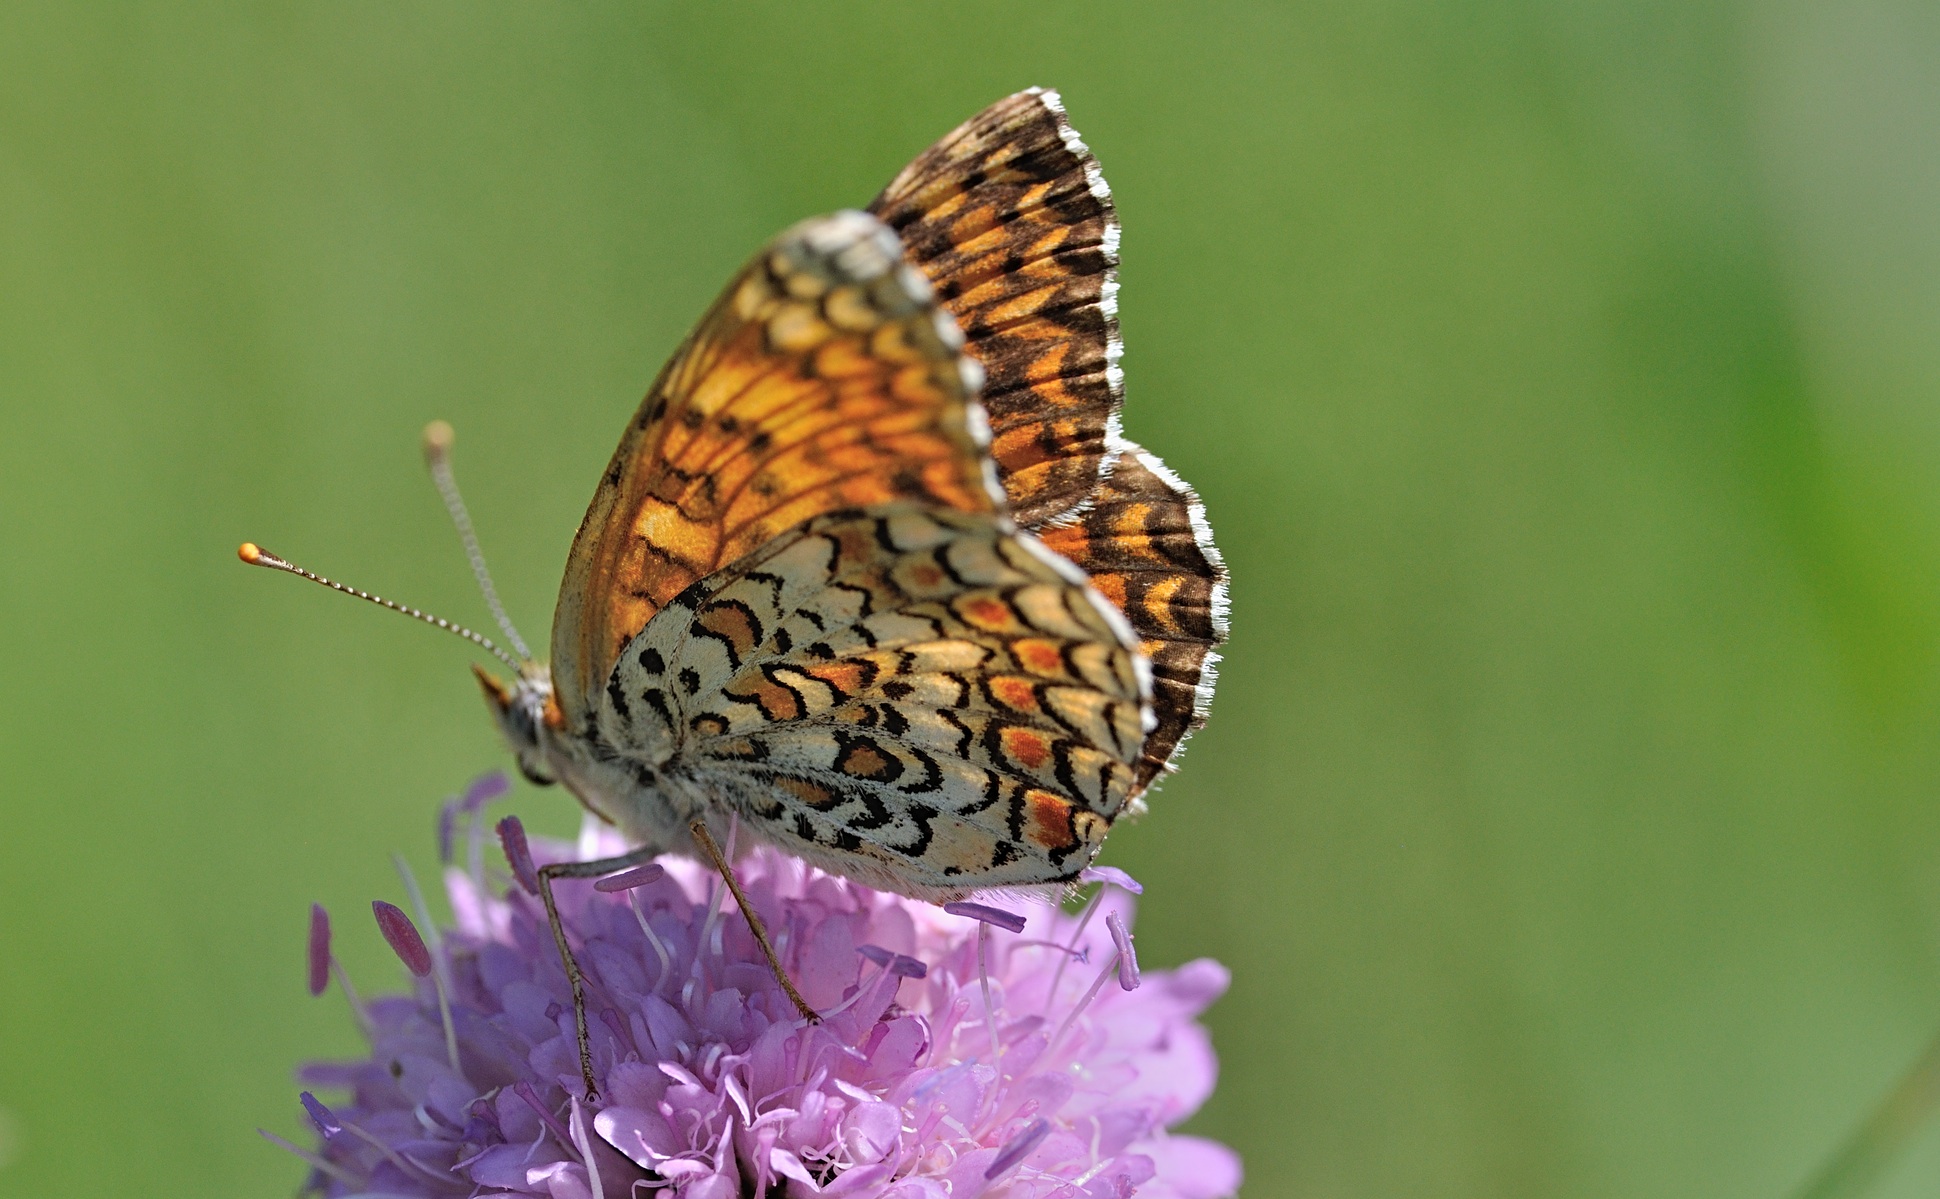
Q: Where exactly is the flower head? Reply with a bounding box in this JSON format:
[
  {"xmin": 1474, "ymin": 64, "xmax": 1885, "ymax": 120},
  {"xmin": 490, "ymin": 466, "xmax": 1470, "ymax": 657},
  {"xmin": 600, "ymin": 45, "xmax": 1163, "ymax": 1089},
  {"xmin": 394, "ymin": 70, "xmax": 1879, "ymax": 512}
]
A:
[{"xmin": 285, "ymin": 784, "xmax": 1239, "ymax": 1199}]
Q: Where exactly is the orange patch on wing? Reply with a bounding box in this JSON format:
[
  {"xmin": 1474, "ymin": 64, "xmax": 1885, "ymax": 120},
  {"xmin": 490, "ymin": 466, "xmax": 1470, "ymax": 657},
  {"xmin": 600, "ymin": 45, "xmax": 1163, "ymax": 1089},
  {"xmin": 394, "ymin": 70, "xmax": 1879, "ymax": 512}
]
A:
[
  {"xmin": 1024, "ymin": 789, "xmax": 1079, "ymax": 850},
  {"xmin": 1107, "ymin": 503, "xmax": 1163, "ymax": 564},
  {"xmin": 960, "ymin": 596, "xmax": 1017, "ymax": 632},
  {"xmin": 805, "ymin": 660, "xmax": 873, "ymax": 697},
  {"xmin": 1140, "ymin": 575, "xmax": 1186, "ymax": 636},
  {"xmin": 698, "ymin": 603, "xmax": 762, "ymax": 657},
  {"xmin": 728, "ymin": 677, "xmax": 802, "ymax": 721},
  {"xmin": 838, "ymin": 744, "xmax": 893, "ymax": 779},
  {"xmin": 979, "ymin": 282, "xmax": 1065, "ymax": 329},
  {"xmin": 1022, "ymin": 341, "xmax": 1072, "ymax": 383},
  {"xmin": 1084, "ymin": 571, "xmax": 1128, "ymax": 612},
  {"xmin": 947, "ymin": 203, "xmax": 1003, "ymax": 246},
  {"xmin": 1012, "ymin": 639, "xmax": 1067, "ymax": 678},
  {"xmin": 989, "ymin": 676, "xmax": 1040, "ymax": 712},
  {"xmin": 777, "ymin": 776, "xmax": 840, "ymax": 810},
  {"xmin": 1000, "ymin": 727, "xmax": 1054, "ymax": 770}
]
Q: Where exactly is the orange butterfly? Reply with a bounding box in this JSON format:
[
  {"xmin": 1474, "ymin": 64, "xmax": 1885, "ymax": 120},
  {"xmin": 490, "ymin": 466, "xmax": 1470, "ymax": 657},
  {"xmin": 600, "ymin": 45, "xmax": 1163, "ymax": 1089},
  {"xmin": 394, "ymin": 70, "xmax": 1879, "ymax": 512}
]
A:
[{"xmin": 244, "ymin": 89, "xmax": 1226, "ymax": 1096}]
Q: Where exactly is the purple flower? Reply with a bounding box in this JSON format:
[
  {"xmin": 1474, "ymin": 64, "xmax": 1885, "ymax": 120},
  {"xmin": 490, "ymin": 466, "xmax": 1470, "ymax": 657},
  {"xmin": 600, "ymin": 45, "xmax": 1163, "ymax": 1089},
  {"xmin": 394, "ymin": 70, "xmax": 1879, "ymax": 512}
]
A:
[{"xmin": 282, "ymin": 814, "xmax": 1239, "ymax": 1199}]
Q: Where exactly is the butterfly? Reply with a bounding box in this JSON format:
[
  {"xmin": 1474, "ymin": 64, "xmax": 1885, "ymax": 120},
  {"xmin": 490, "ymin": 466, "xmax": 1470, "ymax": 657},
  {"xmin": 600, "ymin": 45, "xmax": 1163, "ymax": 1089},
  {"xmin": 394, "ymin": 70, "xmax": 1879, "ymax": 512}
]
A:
[
  {"xmin": 245, "ymin": 88, "xmax": 1226, "ymax": 1093},
  {"xmin": 468, "ymin": 88, "xmax": 1226, "ymax": 901}
]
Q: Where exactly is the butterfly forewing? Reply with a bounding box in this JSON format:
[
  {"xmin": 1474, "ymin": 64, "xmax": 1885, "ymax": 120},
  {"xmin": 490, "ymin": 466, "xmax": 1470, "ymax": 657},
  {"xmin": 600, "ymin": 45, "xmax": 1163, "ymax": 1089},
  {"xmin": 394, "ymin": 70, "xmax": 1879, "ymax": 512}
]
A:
[
  {"xmin": 598, "ymin": 504, "xmax": 1150, "ymax": 898},
  {"xmin": 869, "ymin": 87, "xmax": 1122, "ymax": 529},
  {"xmin": 551, "ymin": 211, "xmax": 1002, "ymax": 731}
]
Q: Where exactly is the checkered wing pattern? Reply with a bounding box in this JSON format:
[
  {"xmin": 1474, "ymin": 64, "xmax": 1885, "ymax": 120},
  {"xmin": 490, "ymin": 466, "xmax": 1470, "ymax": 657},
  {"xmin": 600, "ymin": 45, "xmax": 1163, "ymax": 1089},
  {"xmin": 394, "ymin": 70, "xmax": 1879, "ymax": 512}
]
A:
[
  {"xmin": 872, "ymin": 89, "xmax": 1227, "ymax": 796},
  {"xmin": 869, "ymin": 88, "xmax": 1122, "ymax": 528},
  {"xmin": 1036, "ymin": 447, "xmax": 1228, "ymax": 792},
  {"xmin": 551, "ymin": 211, "xmax": 1000, "ymax": 731},
  {"xmin": 598, "ymin": 505, "xmax": 1152, "ymax": 898}
]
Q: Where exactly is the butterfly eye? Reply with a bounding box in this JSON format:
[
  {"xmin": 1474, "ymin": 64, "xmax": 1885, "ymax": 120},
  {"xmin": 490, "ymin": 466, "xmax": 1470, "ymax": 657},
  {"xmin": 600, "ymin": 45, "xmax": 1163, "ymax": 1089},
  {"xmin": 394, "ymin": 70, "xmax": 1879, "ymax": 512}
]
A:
[{"xmin": 516, "ymin": 757, "xmax": 556, "ymax": 788}]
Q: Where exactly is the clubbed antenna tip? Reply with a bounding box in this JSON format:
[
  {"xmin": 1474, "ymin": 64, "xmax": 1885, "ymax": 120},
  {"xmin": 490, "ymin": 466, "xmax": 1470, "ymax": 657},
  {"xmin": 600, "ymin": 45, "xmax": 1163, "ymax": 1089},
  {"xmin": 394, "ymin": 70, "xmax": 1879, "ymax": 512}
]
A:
[
  {"xmin": 420, "ymin": 419, "xmax": 533, "ymax": 660},
  {"xmin": 234, "ymin": 539, "xmax": 523, "ymax": 671}
]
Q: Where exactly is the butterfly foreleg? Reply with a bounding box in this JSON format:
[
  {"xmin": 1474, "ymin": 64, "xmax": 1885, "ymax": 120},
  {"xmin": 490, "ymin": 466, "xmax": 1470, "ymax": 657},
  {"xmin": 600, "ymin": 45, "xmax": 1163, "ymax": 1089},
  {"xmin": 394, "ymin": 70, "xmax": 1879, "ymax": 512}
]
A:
[
  {"xmin": 687, "ymin": 819, "xmax": 820, "ymax": 1023},
  {"xmin": 536, "ymin": 844, "xmax": 662, "ymax": 1101}
]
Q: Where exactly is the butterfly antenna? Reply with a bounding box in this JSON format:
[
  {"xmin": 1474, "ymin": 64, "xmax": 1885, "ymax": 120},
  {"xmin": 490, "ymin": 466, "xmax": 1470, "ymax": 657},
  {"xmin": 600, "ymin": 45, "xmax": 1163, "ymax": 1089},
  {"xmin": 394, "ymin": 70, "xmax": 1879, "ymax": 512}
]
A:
[
  {"xmin": 421, "ymin": 420, "xmax": 534, "ymax": 661},
  {"xmin": 236, "ymin": 542, "xmax": 524, "ymax": 672}
]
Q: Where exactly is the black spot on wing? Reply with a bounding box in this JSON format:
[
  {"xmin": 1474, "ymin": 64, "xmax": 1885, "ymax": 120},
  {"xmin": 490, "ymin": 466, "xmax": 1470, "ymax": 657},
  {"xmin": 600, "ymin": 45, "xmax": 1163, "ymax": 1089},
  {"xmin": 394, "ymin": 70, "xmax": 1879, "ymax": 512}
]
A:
[{"xmin": 606, "ymin": 672, "xmax": 632, "ymax": 723}]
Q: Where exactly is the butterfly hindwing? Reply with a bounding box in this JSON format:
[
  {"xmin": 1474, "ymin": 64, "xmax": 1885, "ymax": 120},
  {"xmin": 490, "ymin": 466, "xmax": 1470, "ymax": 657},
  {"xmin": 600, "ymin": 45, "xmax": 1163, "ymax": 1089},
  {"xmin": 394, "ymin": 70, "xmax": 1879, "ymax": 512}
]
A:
[
  {"xmin": 598, "ymin": 504, "xmax": 1152, "ymax": 898},
  {"xmin": 551, "ymin": 211, "xmax": 1002, "ymax": 731},
  {"xmin": 869, "ymin": 88, "xmax": 1121, "ymax": 529},
  {"xmin": 1035, "ymin": 445, "xmax": 1229, "ymax": 793}
]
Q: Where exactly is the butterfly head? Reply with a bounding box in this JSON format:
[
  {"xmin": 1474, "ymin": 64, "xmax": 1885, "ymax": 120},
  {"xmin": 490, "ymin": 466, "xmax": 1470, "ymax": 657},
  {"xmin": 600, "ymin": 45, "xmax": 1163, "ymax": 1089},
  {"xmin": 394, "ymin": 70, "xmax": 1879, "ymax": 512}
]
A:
[{"xmin": 472, "ymin": 662, "xmax": 562, "ymax": 787}]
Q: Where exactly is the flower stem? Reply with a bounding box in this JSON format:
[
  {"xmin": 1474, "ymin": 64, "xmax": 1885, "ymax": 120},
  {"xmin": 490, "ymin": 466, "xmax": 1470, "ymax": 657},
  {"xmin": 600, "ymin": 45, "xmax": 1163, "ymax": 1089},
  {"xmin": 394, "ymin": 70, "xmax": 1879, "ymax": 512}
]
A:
[{"xmin": 1792, "ymin": 1024, "xmax": 1940, "ymax": 1199}]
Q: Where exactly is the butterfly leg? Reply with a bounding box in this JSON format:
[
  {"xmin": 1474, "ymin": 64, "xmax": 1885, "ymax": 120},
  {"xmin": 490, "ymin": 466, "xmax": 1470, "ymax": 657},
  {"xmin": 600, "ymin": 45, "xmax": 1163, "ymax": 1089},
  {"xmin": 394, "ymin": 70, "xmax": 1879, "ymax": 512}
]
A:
[
  {"xmin": 537, "ymin": 845, "xmax": 661, "ymax": 1101},
  {"xmin": 688, "ymin": 820, "xmax": 820, "ymax": 1023}
]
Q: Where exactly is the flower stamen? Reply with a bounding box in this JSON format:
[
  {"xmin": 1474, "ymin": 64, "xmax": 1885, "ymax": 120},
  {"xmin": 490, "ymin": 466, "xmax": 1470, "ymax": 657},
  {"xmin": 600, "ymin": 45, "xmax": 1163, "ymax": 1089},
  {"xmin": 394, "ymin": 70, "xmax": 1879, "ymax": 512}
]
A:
[
  {"xmin": 1106, "ymin": 911, "xmax": 1141, "ymax": 991},
  {"xmin": 306, "ymin": 904, "xmax": 331, "ymax": 998},
  {"xmin": 496, "ymin": 815, "xmax": 541, "ymax": 896},
  {"xmin": 985, "ymin": 1118, "xmax": 1051, "ymax": 1179},
  {"xmin": 392, "ymin": 854, "xmax": 464, "ymax": 1078},
  {"xmin": 1079, "ymin": 865, "xmax": 1143, "ymax": 894},
  {"xmin": 299, "ymin": 1091, "xmax": 341, "ymax": 1139},
  {"xmin": 594, "ymin": 862, "xmax": 667, "ymax": 892},
  {"xmin": 943, "ymin": 901, "xmax": 1027, "ymax": 934},
  {"xmin": 372, "ymin": 901, "xmax": 432, "ymax": 977}
]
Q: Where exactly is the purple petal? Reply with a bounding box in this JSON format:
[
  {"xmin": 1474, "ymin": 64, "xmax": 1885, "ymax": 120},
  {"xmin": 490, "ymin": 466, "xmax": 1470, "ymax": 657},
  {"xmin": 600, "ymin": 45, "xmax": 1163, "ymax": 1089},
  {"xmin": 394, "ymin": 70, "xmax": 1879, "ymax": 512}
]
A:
[
  {"xmin": 299, "ymin": 1091, "xmax": 341, "ymax": 1139},
  {"xmin": 306, "ymin": 904, "xmax": 331, "ymax": 997},
  {"xmin": 984, "ymin": 1117, "xmax": 1051, "ymax": 1179},
  {"xmin": 1107, "ymin": 911, "xmax": 1140, "ymax": 990},
  {"xmin": 593, "ymin": 863, "xmax": 666, "ymax": 893},
  {"xmin": 371, "ymin": 900, "xmax": 432, "ymax": 977},
  {"xmin": 943, "ymin": 901, "xmax": 1026, "ymax": 934},
  {"xmin": 1079, "ymin": 865, "xmax": 1144, "ymax": 894},
  {"xmin": 496, "ymin": 815, "xmax": 540, "ymax": 896},
  {"xmin": 842, "ymin": 1101, "xmax": 903, "ymax": 1164},
  {"xmin": 1143, "ymin": 1136, "xmax": 1244, "ymax": 1199}
]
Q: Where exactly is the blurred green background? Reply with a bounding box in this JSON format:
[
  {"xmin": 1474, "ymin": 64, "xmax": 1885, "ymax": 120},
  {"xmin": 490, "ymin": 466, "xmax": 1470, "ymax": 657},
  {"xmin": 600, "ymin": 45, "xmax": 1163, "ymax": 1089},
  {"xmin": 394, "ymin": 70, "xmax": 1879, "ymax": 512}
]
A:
[{"xmin": 5, "ymin": 3, "xmax": 1940, "ymax": 1196}]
